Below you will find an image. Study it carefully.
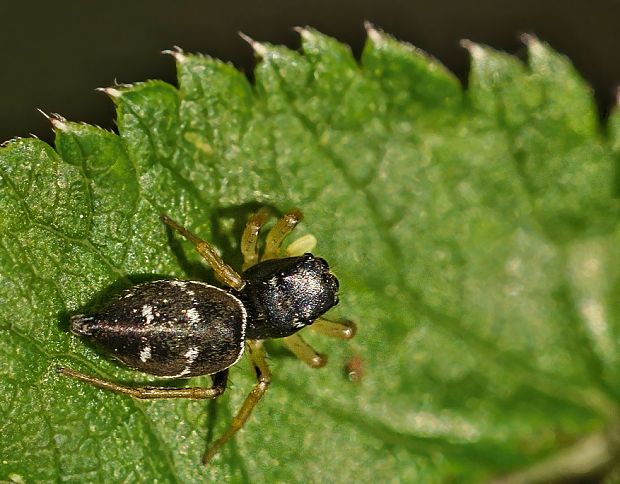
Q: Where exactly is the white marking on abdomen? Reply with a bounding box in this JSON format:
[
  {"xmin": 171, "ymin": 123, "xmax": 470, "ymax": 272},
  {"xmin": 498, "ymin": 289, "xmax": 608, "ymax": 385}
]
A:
[
  {"xmin": 186, "ymin": 307, "xmax": 201, "ymax": 325},
  {"xmin": 141, "ymin": 305, "xmax": 154, "ymax": 325},
  {"xmin": 139, "ymin": 345, "xmax": 152, "ymax": 362},
  {"xmin": 168, "ymin": 346, "xmax": 200, "ymax": 378}
]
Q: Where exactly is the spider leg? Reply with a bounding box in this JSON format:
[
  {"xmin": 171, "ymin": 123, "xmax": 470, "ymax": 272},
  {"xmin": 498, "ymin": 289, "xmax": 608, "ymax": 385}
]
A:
[
  {"xmin": 160, "ymin": 214, "xmax": 245, "ymax": 290},
  {"xmin": 203, "ymin": 340, "xmax": 271, "ymax": 464},
  {"xmin": 262, "ymin": 209, "xmax": 303, "ymax": 260},
  {"xmin": 240, "ymin": 208, "xmax": 270, "ymax": 270},
  {"xmin": 57, "ymin": 366, "xmax": 229, "ymax": 399}
]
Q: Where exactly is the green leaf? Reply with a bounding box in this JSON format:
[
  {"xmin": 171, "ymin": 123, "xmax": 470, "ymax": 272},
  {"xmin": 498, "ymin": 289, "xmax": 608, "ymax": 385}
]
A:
[{"xmin": 1, "ymin": 27, "xmax": 620, "ymax": 482}]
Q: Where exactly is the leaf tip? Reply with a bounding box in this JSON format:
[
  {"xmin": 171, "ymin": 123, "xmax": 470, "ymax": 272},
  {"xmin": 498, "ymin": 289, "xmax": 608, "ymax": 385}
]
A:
[
  {"xmin": 459, "ymin": 38, "xmax": 473, "ymax": 50},
  {"xmin": 1, "ymin": 136, "xmax": 23, "ymax": 147},
  {"xmin": 520, "ymin": 32, "xmax": 546, "ymax": 59},
  {"xmin": 460, "ymin": 39, "xmax": 485, "ymax": 60},
  {"xmin": 52, "ymin": 120, "xmax": 70, "ymax": 132},
  {"xmin": 293, "ymin": 25, "xmax": 314, "ymax": 42},
  {"xmin": 37, "ymin": 109, "xmax": 69, "ymax": 131},
  {"xmin": 96, "ymin": 86, "xmax": 123, "ymax": 99},
  {"xmin": 36, "ymin": 107, "xmax": 50, "ymax": 120},
  {"xmin": 162, "ymin": 45, "xmax": 187, "ymax": 62},
  {"xmin": 520, "ymin": 33, "xmax": 548, "ymax": 62},
  {"xmin": 519, "ymin": 32, "xmax": 539, "ymax": 46},
  {"xmin": 364, "ymin": 21, "xmax": 383, "ymax": 44},
  {"xmin": 238, "ymin": 31, "xmax": 268, "ymax": 57}
]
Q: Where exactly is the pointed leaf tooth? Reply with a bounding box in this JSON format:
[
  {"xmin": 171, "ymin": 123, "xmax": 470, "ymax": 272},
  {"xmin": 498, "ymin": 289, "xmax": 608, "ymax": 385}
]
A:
[
  {"xmin": 526, "ymin": 36, "xmax": 598, "ymax": 138},
  {"xmin": 239, "ymin": 31, "xmax": 268, "ymax": 57},
  {"xmin": 161, "ymin": 45, "xmax": 185, "ymax": 61},
  {"xmin": 364, "ymin": 21, "xmax": 381, "ymax": 43},
  {"xmin": 362, "ymin": 28, "xmax": 461, "ymax": 113},
  {"xmin": 96, "ymin": 86, "xmax": 123, "ymax": 99}
]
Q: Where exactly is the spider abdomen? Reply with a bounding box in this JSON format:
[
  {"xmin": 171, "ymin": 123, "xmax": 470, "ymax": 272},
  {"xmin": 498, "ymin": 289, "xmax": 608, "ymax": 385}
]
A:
[{"xmin": 70, "ymin": 280, "xmax": 246, "ymax": 378}]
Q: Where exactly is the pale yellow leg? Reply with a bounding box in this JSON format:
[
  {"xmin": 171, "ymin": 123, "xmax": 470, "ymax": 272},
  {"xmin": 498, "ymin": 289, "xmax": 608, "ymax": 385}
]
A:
[
  {"xmin": 57, "ymin": 366, "xmax": 229, "ymax": 399},
  {"xmin": 203, "ymin": 340, "xmax": 271, "ymax": 465},
  {"xmin": 240, "ymin": 208, "xmax": 270, "ymax": 270},
  {"xmin": 160, "ymin": 214, "xmax": 245, "ymax": 290},
  {"xmin": 282, "ymin": 333, "xmax": 327, "ymax": 368},
  {"xmin": 262, "ymin": 209, "xmax": 303, "ymax": 260},
  {"xmin": 311, "ymin": 318, "xmax": 357, "ymax": 340}
]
